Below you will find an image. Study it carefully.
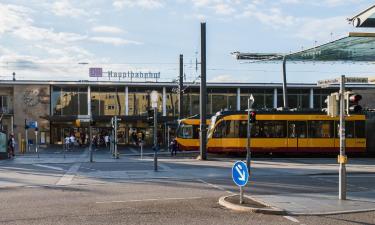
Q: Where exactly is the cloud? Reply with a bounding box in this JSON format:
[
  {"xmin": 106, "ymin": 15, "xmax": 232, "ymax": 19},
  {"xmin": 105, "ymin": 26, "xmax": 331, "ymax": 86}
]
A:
[
  {"xmin": 214, "ymin": 3, "xmax": 235, "ymax": 15},
  {"xmin": 113, "ymin": 0, "xmax": 164, "ymax": 10},
  {"xmin": 294, "ymin": 16, "xmax": 349, "ymax": 41},
  {"xmin": 237, "ymin": 4, "xmax": 297, "ymax": 28},
  {"xmin": 51, "ymin": 0, "xmax": 88, "ymax": 18},
  {"xmin": 90, "ymin": 37, "xmax": 142, "ymax": 46},
  {"xmin": 92, "ymin": 25, "xmax": 125, "ymax": 34}
]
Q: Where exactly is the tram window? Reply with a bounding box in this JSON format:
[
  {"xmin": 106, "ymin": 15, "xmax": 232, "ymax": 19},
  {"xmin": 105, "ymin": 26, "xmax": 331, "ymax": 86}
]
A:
[
  {"xmin": 213, "ymin": 120, "xmax": 226, "ymax": 138},
  {"xmin": 274, "ymin": 121, "xmax": 287, "ymax": 138},
  {"xmin": 193, "ymin": 125, "xmax": 200, "ymax": 139},
  {"xmin": 355, "ymin": 121, "xmax": 366, "ymax": 138},
  {"xmin": 308, "ymin": 121, "xmax": 333, "ymax": 138},
  {"xmin": 178, "ymin": 125, "xmax": 193, "ymax": 139},
  {"xmin": 288, "ymin": 121, "xmax": 307, "ymax": 138},
  {"xmin": 335, "ymin": 121, "xmax": 354, "ymax": 138},
  {"xmin": 239, "ymin": 120, "xmax": 247, "ymax": 138}
]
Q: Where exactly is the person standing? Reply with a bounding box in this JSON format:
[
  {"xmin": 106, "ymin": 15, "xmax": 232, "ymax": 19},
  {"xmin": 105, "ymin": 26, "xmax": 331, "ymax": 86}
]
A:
[
  {"xmin": 104, "ymin": 134, "xmax": 109, "ymax": 148},
  {"xmin": 7, "ymin": 134, "xmax": 15, "ymax": 159},
  {"xmin": 69, "ymin": 134, "xmax": 75, "ymax": 150},
  {"xmin": 170, "ymin": 138, "xmax": 178, "ymax": 157},
  {"xmin": 64, "ymin": 136, "xmax": 70, "ymax": 151}
]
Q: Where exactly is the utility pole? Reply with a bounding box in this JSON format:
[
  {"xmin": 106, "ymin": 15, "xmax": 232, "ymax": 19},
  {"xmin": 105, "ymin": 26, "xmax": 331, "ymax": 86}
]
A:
[
  {"xmin": 282, "ymin": 56, "xmax": 288, "ymax": 109},
  {"xmin": 246, "ymin": 95, "xmax": 254, "ymax": 174},
  {"xmin": 114, "ymin": 116, "xmax": 119, "ymax": 159},
  {"xmin": 339, "ymin": 75, "xmax": 347, "ymax": 200},
  {"xmin": 179, "ymin": 54, "xmax": 184, "ymax": 119},
  {"xmin": 200, "ymin": 22, "xmax": 207, "ymax": 160},
  {"xmin": 151, "ymin": 90, "xmax": 159, "ymax": 171}
]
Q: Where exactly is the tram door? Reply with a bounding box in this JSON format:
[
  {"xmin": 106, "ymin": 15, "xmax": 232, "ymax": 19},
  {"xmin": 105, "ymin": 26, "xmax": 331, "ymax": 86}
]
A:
[{"xmin": 287, "ymin": 121, "xmax": 307, "ymax": 151}]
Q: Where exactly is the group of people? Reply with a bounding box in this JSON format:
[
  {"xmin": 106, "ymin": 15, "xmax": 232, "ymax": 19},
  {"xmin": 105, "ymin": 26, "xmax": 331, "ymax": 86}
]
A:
[
  {"xmin": 64, "ymin": 132, "xmax": 88, "ymax": 150},
  {"xmin": 92, "ymin": 134, "xmax": 110, "ymax": 148}
]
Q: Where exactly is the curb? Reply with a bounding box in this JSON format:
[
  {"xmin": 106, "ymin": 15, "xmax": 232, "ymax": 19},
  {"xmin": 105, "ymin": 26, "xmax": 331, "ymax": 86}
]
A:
[
  {"xmin": 218, "ymin": 195, "xmax": 286, "ymax": 215},
  {"xmin": 287, "ymin": 207, "xmax": 375, "ymax": 216}
]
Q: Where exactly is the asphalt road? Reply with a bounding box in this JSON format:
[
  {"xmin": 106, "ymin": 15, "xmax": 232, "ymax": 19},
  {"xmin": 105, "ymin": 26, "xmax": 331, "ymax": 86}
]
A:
[{"xmin": 0, "ymin": 152, "xmax": 374, "ymax": 225}]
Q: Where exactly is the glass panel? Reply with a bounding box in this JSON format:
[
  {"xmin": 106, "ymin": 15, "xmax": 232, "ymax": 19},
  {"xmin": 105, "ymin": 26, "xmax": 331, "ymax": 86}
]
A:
[
  {"xmin": 355, "ymin": 121, "xmax": 366, "ymax": 138},
  {"xmin": 227, "ymin": 94, "xmax": 237, "ymax": 111},
  {"xmin": 265, "ymin": 94, "xmax": 274, "ymax": 109},
  {"xmin": 79, "ymin": 88, "xmax": 88, "ymax": 115},
  {"xmin": 309, "ymin": 121, "xmax": 333, "ymax": 138},
  {"xmin": 211, "ymin": 94, "xmax": 227, "ymax": 113},
  {"xmin": 288, "ymin": 121, "xmax": 307, "ymax": 138},
  {"xmin": 166, "ymin": 92, "xmax": 179, "ymax": 117},
  {"xmin": 288, "ymin": 95, "xmax": 298, "ymax": 109},
  {"xmin": 52, "ymin": 87, "xmax": 62, "ymax": 115},
  {"xmin": 178, "ymin": 125, "xmax": 193, "ymax": 138}
]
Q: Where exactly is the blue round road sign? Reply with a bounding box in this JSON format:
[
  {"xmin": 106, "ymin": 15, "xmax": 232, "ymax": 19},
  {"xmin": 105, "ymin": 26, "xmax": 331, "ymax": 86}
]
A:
[{"xmin": 232, "ymin": 161, "xmax": 249, "ymax": 187}]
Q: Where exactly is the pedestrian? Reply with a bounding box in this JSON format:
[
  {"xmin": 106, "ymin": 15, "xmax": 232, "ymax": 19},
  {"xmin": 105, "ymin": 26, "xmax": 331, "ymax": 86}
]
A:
[
  {"xmin": 69, "ymin": 134, "xmax": 75, "ymax": 150},
  {"xmin": 7, "ymin": 134, "xmax": 15, "ymax": 159},
  {"xmin": 171, "ymin": 138, "xmax": 178, "ymax": 156},
  {"xmin": 64, "ymin": 136, "xmax": 70, "ymax": 151},
  {"xmin": 104, "ymin": 134, "xmax": 109, "ymax": 148}
]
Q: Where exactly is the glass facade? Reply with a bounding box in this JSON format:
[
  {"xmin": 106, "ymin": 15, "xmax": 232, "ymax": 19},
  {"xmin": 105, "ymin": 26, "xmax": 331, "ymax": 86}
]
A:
[
  {"xmin": 128, "ymin": 87, "xmax": 162, "ymax": 115},
  {"xmin": 52, "ymin": 86, "xmax": 88, "ymax": 115},
  {"xmin": 240, "ymin": 89, "xmax": 273, "ymax": 110},
  {"xmin": 278, "ymin": 89, "xmax": 310, "ymax": 109},
  {"xmin": 0, "ymin": 95, "xmax": 12, "ymax": 114},
  {"xmin": 91, "ymin": 87, "xmax": 125, "ymax": 116}
]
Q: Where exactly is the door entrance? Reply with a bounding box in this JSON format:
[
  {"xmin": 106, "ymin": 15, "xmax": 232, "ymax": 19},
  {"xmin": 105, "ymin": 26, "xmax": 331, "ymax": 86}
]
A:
[{"xmin": 287, "ymin": 121, "xmax": 307, "ymax": 151}]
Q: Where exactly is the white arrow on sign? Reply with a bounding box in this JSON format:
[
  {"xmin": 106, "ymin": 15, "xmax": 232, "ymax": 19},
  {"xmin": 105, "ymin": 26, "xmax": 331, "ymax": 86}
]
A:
[{"xmin": 236, "ymin": 164, "xmax": 246, "ymax": 181}]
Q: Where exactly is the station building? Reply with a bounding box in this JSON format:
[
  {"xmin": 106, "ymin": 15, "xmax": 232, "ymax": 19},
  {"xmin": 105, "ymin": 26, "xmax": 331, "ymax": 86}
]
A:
[{"xmin": 0, "ymin": 80, "xmax": 374, "ymax": 149}]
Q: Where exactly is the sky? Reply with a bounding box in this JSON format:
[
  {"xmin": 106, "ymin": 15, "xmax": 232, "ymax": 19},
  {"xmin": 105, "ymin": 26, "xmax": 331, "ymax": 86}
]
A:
[{"xmin": 0, "ymin": 0, "xmax": 375, "ymax": 83}]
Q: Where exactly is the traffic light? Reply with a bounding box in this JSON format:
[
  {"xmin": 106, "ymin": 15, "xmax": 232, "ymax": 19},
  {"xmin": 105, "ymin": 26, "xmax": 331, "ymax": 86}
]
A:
[
  {"xmin": 249, "ymin": 111, "xmax": 257, "ymax": 123},
  {"xmin": 347, "ymin": 94, "xmax": 362, "ymax": 113},
  {"xmin": 147, "ymin": 109, "xmax": 154, "ymax": 126},
  {"xmin": 325, "ymin": 93, "xmax": 339, "ymax": 117}
]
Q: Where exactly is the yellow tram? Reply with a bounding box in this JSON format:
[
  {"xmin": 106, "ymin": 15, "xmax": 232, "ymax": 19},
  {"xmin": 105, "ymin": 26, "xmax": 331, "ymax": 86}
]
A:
[{"xmin": 176, "ymin": 111, "xmax": 367, "ymax": 154}]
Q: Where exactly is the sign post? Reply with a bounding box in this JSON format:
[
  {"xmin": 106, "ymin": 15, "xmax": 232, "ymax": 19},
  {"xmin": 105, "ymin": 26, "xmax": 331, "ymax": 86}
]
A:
[
  {"xmin": 232, "ymin": 161, "xmax": 249, "ymax": 204},
  {"xmin": 151, "ymin": 90, "xmax": 159, "ymax": 172}
]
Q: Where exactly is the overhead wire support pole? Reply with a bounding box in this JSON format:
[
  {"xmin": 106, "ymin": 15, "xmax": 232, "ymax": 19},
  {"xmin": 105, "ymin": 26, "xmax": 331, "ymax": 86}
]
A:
[
  {"xmin": 339, "ymin": 75, "xmax": 347, "ymax": 200},
  {"xmin": 282, "ymin": 56, "xmax": 288, "ymax": 109},
  {"xmin": 179, "ymin": 54, "xmax": 184, "ymax": 119},
  {"xmin": 200, "ymin": 22, "xmax": 207, "ymax": 160}
]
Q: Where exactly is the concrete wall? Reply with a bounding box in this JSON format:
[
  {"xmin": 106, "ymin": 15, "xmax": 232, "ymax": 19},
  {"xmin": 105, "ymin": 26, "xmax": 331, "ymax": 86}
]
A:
[{"xmin": 13, "ymin": 85, "xmax": 50, "ymax": 149}]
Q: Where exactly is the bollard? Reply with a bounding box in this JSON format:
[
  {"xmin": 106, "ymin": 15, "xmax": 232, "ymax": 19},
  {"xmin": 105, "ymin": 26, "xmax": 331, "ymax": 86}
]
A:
[{"xmin": 140, "ymin": 141, "xmax": 143, "ymax": 160}]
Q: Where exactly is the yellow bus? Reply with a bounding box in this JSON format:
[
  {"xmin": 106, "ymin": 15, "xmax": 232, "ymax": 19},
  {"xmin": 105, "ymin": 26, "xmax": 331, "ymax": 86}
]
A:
[{"xmin": 176, "ymin": 115, "xmax": 211, "ymax": 151}]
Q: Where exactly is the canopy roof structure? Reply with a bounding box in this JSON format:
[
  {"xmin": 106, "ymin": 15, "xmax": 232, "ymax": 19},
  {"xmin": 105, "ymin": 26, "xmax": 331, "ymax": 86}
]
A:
[
  {"xmin": 234, "ymin": 32, "xmax": 375, "ymax": 62},
  {"xmin": 233, "ymin": 32, "xmax": 375, "ymax": 109},
  {"xmin": 348, "ymin": 4, "xmax": 375, "ymax": 27}
]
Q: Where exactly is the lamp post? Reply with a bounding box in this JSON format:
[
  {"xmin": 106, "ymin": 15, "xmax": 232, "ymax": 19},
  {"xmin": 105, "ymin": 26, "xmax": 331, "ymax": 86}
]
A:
[{"xmin": 150, "ymin": 90, "xmax": 159, "ymax": 172}]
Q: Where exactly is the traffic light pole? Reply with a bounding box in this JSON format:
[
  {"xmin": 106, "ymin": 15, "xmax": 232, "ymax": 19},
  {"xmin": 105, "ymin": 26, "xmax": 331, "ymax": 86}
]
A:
[
  {"xmin": 153, "ymin": 107, "xmax": 158, "ymax": 171},
  {"xmin": 246, "ymin": 100, "xmax": 252, "ymax": 175},
  {"xmin": 114, "ymin": 116, "xmax": 119, "ymax": 159},
  {"xmin": 339, "ymin": 75, "xmax": 347, "ymax": 200},
  {"xmin": 200, "ymin": 22, "xmax": 207, "ymax": 160}
]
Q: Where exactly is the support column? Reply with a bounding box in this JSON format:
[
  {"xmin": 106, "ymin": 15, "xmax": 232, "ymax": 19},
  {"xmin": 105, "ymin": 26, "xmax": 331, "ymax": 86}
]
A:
[
  {"xmin": 87, "ymin": 86, "xmax": 91, "ymax": 117},
  {"xmin": 125, "ymin": 86, "xmax": 129, "ymax": 116},
  {"xmin": 274, "ymin": 88, "xmax": 278, "ymax": 109},
  {"xmin": 237, "ymin": 88, "xmax": 241, "ymax": 111},
  {"xmin": 310, "ymin": 88, "xmax": 314, "ymax": 109},
  {"xmin": 200, "ymin": 22, "xmax": 207, "ymax": 160},
  {"xmin": 163, "ymin": 87, "xmax": 167, "ymax": 116}
]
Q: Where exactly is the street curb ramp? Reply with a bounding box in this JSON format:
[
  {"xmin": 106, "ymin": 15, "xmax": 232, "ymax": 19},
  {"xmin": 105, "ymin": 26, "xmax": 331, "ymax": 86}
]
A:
[{"xmin": 218, "ymin": 195, "xmax": 286, "ymax": 215}]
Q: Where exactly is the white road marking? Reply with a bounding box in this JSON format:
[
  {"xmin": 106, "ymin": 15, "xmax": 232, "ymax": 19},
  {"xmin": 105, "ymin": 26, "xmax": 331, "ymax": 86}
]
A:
[
  {"xmin": 283, "ymin": 216, "xmax": 299, "ymax": 223},
  {"xmin": 56, "ymin": 163, "xmax": 81, "ymax": 186},
  {"xmin": 33, "ymin": 164, "xmax": 64, "ymax": 171},
  {"xmin": 96, "ymin": 196, "xmax": 203, "ymax": 204},
  {"xmin": 198, "ymin": 179, "xmax": 233, "ymax": 194},
  {"xmin": 129, "ymin": 148, "xmax": 138, "ymax": 154}
]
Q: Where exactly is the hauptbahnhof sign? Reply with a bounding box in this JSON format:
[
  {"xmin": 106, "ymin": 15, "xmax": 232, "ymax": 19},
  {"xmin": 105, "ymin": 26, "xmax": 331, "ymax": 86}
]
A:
[{"xmin": 89, "ymin": 68, "xmax": 161, "ymax": 81}]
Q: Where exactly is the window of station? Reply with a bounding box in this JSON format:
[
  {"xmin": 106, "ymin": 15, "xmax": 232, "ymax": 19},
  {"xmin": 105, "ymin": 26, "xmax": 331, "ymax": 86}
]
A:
[
  {"xmin": 278, "ymin": 89, "xmax": 310, "ymax": 109},
  {"xmin": 91, "ymin": 87, "xmax": 125, "ymax": 116},
  {"xmin": 52, "ymin": 86, "xmax": 88, "ymax": 116},
  {"xmin": 208, "ymin": 88, "xmax": 237, "ymax": 113},
  {"xmin": 241, "ymin": 89, "xmax": 273, "ymax": 110},
  {"xmin": 128, "ymin": 87, "xmax": 162, "ymax": 116},
  {"xmin": 313, "ymin": 89, "xmax": 338, "ymax": 109},
  {"xmin": 166, "ymin": 88, "xmax": 179, "ymax": 117},
  {"xmin": 308, "ymin": 121, "xmax": 333, "ymax": 138},
  {"xmin": 0, "ymin": 95, "xmax": 12, "ymax": 113}
]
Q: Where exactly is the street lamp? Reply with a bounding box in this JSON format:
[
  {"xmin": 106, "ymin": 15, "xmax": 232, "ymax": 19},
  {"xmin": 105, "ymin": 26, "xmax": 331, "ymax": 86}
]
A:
[{"xmin": 150, "ymin": 90, "xmax": 159, "ymax": 171}]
